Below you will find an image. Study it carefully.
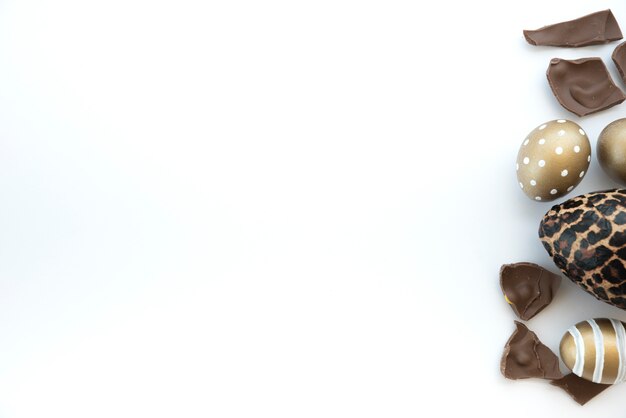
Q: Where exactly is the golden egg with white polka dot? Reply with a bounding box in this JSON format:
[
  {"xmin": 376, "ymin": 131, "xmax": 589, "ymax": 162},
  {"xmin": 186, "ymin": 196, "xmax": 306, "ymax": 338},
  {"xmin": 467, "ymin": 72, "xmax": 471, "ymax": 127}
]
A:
[{"xmin": 516, "ymin": 119, "xmax": 590, "ymax": 202}]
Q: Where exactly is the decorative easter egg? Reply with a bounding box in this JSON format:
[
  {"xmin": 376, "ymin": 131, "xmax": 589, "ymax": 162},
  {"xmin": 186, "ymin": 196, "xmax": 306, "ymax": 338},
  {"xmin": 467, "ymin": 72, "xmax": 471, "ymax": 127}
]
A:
[
  {"xmin": 517, "ymin": 120, "xmax": 591, "ymax": 202},
  {"xmin": 560, "ymin": 318, "xmax": 626, "ymax": 384},
  {"xmin": 598, "ymin": 118, "xmax": 626, "ymax": 185},
  {"xmin": 539, "ymin": 189, "xmax": 626, "ymax": 310}
]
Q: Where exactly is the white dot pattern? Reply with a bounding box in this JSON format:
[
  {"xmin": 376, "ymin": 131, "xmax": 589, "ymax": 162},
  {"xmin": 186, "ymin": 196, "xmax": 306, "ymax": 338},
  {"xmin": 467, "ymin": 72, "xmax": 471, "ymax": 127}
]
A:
[{"xmin": 518, "ymin": 120, "xmax": 590, "ymax": 201}]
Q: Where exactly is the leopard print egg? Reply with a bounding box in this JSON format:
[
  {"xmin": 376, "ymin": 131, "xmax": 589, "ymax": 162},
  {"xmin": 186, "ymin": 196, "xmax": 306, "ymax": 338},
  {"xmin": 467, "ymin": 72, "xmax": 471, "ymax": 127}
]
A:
[
  {"xmin": 517, "ymin": 120, "xmax": 591, "ymax": 202},
  {"xmin": 539, "ymin": 189, "xmax": 626, "ymax": 310}
]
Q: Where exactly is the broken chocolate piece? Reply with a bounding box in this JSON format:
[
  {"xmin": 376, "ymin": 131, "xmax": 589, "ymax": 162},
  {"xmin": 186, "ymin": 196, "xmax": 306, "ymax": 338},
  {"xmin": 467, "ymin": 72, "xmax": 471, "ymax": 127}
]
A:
[
  {"xmin": 546, "ymin": 57, "xmax": 626, "ymax": 116},
  {"xmin": 551, "ymin": 373, "xmax": 610, "ymax": 405},
  {"xmin": 524, "ymin": 9, "xmax": 622, "ymax": 47},
  {"xmin": 612, "ymin": 41, "xmax": 626, "ymax": 83},
  {"xmin": 500, "ymin": 263, "xmax": 560, "ymax": 321},
  {"xmin": 501, "ymin": 321, "xmax": 563, "ymax": 380}
]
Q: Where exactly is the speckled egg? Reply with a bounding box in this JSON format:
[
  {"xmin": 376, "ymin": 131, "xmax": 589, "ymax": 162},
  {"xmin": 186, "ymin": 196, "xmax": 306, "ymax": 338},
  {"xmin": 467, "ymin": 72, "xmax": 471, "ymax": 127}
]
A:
[
  {"xmin": 560, "ymin": 318, "xmax": 626, "ymax": 384},
  {"xmin": 516, "ymin": 120, "xmax": 591, "ymax": 202}
]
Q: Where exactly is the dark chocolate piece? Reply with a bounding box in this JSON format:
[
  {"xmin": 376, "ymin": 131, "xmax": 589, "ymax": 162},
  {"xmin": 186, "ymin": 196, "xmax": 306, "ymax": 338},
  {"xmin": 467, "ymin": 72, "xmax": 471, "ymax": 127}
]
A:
[
  {"xmin": 546, "ymin": 57, "xmax": 626, "ymax": 116},
  {"xmin": 612, "ymin": 41, "xmax": 626, "ymax": 83},
  {"xmin": 500, "ymin": 263, "xmax": 560, "ymax": 321},
  {"xmin": 501, "ymin": 321, "xmax": 563, "ymax": 380},
  {"xmin": 524, "ymin": 10, "xmax": 622, "ymax": 47},
  {"xmin": 551, "ymin": 373, "xmax": 611, "ymax": 405}
]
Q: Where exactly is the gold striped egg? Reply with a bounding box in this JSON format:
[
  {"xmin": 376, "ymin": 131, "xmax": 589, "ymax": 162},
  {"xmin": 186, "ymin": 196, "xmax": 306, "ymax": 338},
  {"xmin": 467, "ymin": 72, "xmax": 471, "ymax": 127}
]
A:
[{"xmin": 560, "ymin": 318, "xmax": 626, "ymax": 384}]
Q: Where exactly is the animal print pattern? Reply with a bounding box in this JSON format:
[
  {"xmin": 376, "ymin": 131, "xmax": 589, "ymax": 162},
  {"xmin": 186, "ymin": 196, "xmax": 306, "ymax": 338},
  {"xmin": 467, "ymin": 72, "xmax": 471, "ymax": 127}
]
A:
[{"xmin": 539, "ymin": 189, "xmax": 626, "ymax": 309}]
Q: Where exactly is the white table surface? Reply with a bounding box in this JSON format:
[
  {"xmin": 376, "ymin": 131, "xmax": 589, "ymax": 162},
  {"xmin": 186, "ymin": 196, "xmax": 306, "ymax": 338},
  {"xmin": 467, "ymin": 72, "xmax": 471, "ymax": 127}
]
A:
[{"xmin": 2, "ymin": 0, "xmax": 626, "ymax": 416}]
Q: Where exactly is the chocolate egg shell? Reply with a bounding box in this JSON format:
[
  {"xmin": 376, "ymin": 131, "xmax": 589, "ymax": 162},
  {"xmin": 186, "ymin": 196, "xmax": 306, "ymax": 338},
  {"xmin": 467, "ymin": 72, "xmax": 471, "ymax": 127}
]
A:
[
  {"xmin": 517, "ymin": 120, "xmax": 591, "ymax": 202},
  {"xmin": 598, "ymin": 118, "xmax": 626, "ymax": 185},
  {"xmin": 560, "ymin": 318, "xmax": 626, "ymax": 384},
  {"xmin": 500, "ymin": 262, "xmax": 561, "ymax": 321},
  {"xmin": 546, "ymin": 58, "xmax": 626, "ymax": 116},
  {"xmin": 539, "ymin": 189, "xmax": 626, "ymax": 309}
]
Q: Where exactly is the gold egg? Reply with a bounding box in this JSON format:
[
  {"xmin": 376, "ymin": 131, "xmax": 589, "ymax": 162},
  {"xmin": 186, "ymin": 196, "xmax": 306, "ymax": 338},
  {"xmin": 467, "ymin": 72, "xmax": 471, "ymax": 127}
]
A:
[
  {"xmin": 516, "ymin": 120, "xmax": 591, "ymax": 202},
  {"xmin": 560, "ymin": 318, "xmax": 626, "ymax": 385},
  {"xmin": 597, "ymin": 118, "xmax": 626, "ymax": 185}
]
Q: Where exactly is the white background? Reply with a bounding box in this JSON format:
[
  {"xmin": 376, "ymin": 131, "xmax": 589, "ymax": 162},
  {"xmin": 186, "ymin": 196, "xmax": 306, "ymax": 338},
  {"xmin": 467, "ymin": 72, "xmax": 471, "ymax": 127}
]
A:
[{"xmin": 3, "ymin": 0, "xmax": 626, "ymax": 416}]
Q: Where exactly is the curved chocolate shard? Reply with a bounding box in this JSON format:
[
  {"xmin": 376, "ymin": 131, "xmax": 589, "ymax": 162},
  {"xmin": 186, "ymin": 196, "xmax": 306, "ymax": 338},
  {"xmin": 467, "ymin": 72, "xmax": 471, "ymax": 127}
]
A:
[
  {"xmin": 612, "ymin": 41, "xmax": 626, "ymax": 83},
  {"xmin": 500, "ymin": 321, "xmax": 563, "ymax": 380},
  {"xmin": 500, "ymin": 263, "xmax": 561, "ymax": 321},
  {"xmin": 546, "ymin": 58, "xmax": 626, "ymax": 116},
  {"xmin": 551, "ymin": 373, "xmax": 610, "ymax": 405},
  {"xmin": 524, "ymin": 10, "xmax": 622, "ymax": 47}
]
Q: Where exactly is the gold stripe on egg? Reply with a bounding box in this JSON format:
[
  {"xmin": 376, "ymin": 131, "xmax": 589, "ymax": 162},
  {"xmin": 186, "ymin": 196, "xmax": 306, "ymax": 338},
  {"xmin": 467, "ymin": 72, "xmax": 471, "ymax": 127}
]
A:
[
  {"xmin": 598, "ymin": 319, "xmax": 619, "ymax": 384},
  {"xmin": 577, "ymin": 321, "xmax": 597, "ymax": 382},
  {"xmin": 560, "ymin": 332, "xmax": 577, "ymax": 374}
]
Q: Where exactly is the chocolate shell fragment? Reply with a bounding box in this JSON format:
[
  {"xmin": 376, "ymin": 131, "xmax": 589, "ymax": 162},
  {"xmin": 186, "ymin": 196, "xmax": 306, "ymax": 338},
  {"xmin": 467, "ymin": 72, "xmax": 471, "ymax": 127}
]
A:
[
  {"xmin": 612, "ymin": 41, "xmax": 626, "ymax": 83},
  {"xmin": 501, "ymin": 321, "xmax": 563, "ymax": 380},
  {"xmin": 550, "ymin": 373, "xmax": 610, "ymax": 405},
  {"xmin": 546, "ymin": 58, "xmax": 626, "ymax": 116},
  {"xmin": 524, "ymin": 10, "xmax": 622, "ymax": 47},
  {"xmin": 500, "ymin": 263, "xmax": 561, "ymax": 320}
]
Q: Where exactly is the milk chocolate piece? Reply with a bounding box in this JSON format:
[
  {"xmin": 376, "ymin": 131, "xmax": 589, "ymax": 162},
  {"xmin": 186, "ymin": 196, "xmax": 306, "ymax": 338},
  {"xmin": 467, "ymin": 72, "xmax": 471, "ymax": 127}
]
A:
[
  {"xmin": 547, "ymin": 57, "xmax": 626, "ymax": 116},
  {"xmin": 524, "ymin": 10, "xmax": 622, "ymax": 47},
  {"xmin": 500, "ymin": 263, "xmax": 560, "ymax": 321},
  {"xmin": 612, "ymin": 41, "xmax": 626, "ymax": 83},
  {"xmin": 551, "ymin": 373, "xmax": 610, "ymax": 405},
  {"xmin": 501, "ymin": 321, "xmax": 563, "ymax": 380}
]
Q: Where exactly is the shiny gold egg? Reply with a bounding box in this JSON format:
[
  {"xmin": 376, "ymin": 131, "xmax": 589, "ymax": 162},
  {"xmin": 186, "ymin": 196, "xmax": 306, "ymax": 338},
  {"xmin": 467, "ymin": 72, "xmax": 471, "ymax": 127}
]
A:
[
  {"xmin": 560, "ymin": 318, "xmax": 626, "ymax": 385},
  {"xmin": 597, "ymin": 118, "xmax": 626, "ymax": 185},
  {"xmin": 516, "ymin": 120, "xmax": 591, "ymax": 202}
]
